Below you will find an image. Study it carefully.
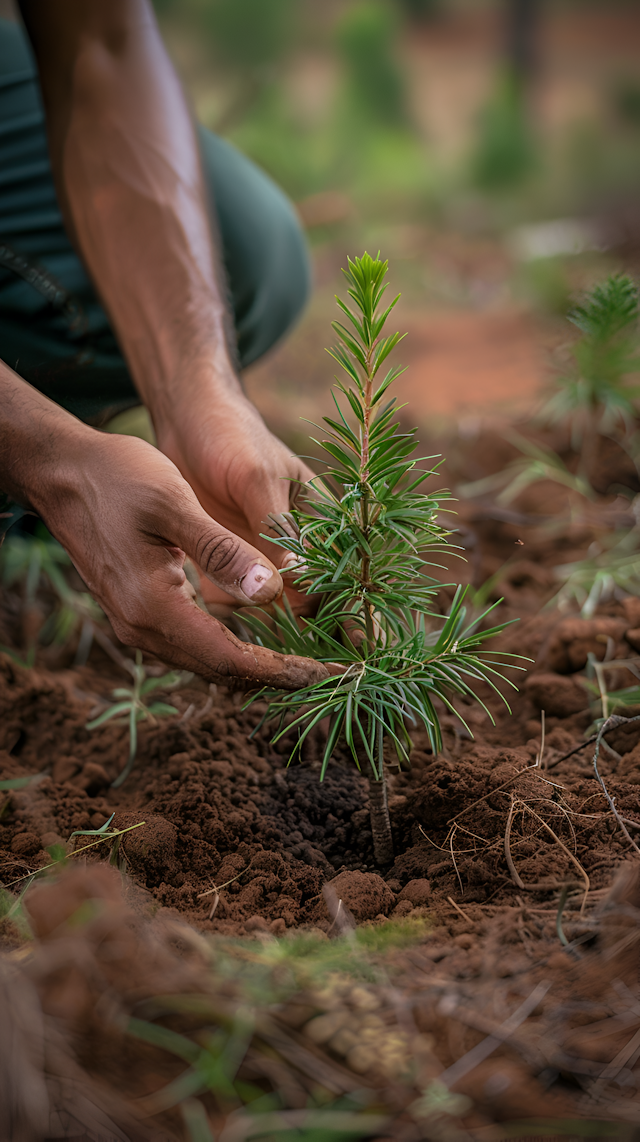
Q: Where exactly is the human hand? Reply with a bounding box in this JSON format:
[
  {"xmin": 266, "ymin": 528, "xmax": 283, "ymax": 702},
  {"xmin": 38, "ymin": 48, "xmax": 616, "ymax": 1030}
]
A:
[
  {"xmin": 34, "ymin": 430, "xmax": 329, "ymax": 688},
  {"xmin": 155, "ymin": 393, "xmax": 316, "ymax": 616}
]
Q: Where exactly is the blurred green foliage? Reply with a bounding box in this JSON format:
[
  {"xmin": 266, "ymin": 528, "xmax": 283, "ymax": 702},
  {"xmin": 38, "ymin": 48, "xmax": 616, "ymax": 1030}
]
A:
[
  {"xmin": 149, "ymin": 0, "xmax": 640, "ymax": 308},
  {"xmin": 395, "ymin": 0, "xmax": 441, "ymax": 22},
  {"xmin": 154, "ymin": 0, "xmax": 430, "ymax": 217},
  {"xmin": 203, "ymin": 0, "xmax": 296, "ymax": 73},
  {"xmin": 336, "ymin": 1, "xmax": 406, "ymax": 128},
  {"xmin": 472, "ymin": 70, "xmax": 537, "ymax": 191},
  {"xmin": 224, "ymin": 0, "xmax": 432, "ymax": 220},
  {"xmin": 542, "ymin": 273, "xmax": 640, "ymax": 438},
  {"xmin": 518, "ymin": 256, "xmax": 571, "ymax": 316},
  {"xmin": 614, "ymin": 78, "xmax": 640, "ymax": 129},
  {"xmin": 0, "ymin": 523, "xmax": 103, "ymax": 665}
]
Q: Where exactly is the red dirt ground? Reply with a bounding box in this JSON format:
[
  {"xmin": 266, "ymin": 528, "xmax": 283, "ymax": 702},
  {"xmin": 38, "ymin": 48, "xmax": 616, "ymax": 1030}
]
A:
[
  {"xmin": 4, "ymin": 401, "xmax": 640, "ymax": 1136},
  {"xmin": 1, "ymin": 427, "xmax": 639, "ymax": 945}
]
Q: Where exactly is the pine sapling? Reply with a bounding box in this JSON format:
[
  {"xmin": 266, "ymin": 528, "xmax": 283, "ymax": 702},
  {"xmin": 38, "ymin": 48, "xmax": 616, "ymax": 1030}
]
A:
[
  {"xmin": 244, "ymin": 253, "xmax": 519, "ymax": 865},
  {"xmin": 542, "ymin": 273, "xmax": 640, "ymax": 466},
  {"xmin": 461, "ymin": 274, "xmax": 640, "ymax": 510}
]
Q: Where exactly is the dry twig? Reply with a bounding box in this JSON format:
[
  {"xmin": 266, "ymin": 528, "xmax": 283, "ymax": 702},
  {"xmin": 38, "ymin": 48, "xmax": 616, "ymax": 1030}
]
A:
[
  {"xmin": 447, "ymin": 896, "xmax": 472, "ymax": 923},
  {"xmin": 504, "ymin": 797, "xmax": 524, "ymax": 889},
  {"xmin": 593, "ymin": 714, "xmax": 640, "ymax": 857},
  {"xmin": 439, "ymin": 981, "xmax": 551, "ymax": 1089}
]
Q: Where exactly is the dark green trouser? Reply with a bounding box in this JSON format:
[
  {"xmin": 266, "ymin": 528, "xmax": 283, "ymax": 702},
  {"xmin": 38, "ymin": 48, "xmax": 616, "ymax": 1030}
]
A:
[{"xmin": 0, "ymin": 17, "xmax": 310, "ymax": 427}]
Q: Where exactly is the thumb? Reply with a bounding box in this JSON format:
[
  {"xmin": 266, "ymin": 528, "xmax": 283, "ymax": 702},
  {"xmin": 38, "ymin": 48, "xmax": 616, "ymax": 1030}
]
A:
[
  {"xmin": 244, "ymin": 462, "xmax": 315, "ymax": 567},
  {"xmin": 174, "ymin": 501, "xmax": 283, "ymax": 607}
]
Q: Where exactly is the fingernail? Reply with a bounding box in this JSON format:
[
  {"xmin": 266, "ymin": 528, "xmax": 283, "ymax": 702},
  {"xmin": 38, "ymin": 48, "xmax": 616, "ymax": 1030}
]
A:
[{"xmin": 241, "ymin": 562, "xmax": 280, "ymax": 602}]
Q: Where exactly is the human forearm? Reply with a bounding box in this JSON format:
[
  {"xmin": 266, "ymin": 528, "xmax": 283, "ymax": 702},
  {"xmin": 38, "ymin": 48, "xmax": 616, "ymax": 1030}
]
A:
[
  {"xmin": 19, "ymin": 0, "xmax": 240, "ymax": 434},
  {"xmin": 17, "ymin": 0, "xmax": 318, "ymax": 617},
  {"xmin": 0, "ymin": 361, "xmax": 90, "ymax": 511}
]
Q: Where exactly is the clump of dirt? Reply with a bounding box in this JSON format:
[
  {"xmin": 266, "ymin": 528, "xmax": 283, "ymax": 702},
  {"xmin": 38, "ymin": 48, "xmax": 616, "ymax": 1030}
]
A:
[{"xmin": 323, "ymin": 869, "xmax": 396, "ymax": 921}]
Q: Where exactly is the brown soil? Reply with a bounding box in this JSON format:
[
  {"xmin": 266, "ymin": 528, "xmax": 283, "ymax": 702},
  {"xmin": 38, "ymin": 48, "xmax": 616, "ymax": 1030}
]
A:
[
  {"xmin": 5, "ymin": 646, "xmax": 639, "ymax": 938},
  {"xmin": 2, "ymin": 428, "xmax": 640, "ymax": 946},
  {"xmin": 3, "ymin": 426, "xmax": 640, "ymax": 1134},
  {"xmin": 246, "ymin": 304, "xmax": 547, "ymax": 433}
]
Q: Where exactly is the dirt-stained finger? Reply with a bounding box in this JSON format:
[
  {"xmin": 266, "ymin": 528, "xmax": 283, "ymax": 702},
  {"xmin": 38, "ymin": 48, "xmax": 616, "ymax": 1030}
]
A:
[{"xmin": 122, "ymin": 592, "xmax": 334, "ymax": 691}]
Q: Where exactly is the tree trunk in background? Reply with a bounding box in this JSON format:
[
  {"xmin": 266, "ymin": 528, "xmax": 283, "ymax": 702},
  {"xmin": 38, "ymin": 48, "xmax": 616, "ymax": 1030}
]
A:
[{"xmin": 506, "ymin": 0, "xmax": 538, "ymax": 83}]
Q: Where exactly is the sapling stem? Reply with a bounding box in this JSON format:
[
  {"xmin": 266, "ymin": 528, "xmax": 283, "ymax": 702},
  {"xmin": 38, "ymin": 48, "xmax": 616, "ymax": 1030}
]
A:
[
  {"xmin": 368, "ymin": 776, "xmax": 393, "ymax": 865},
  {"xmin": 355, "ymin": 340, "xmax": 394, "ymax": 858}
]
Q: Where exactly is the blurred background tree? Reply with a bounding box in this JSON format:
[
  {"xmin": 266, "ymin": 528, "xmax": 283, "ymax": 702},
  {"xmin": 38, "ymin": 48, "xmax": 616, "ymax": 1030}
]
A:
[
  {"xmin": 336, "ymin": 1, "xmax": 406, "ymax": 128},
  {"xmin": 395, "ymin": 0, "xmax": 442, "ymax": 23},
  {"xmin": 200, "ymin": 0, "xmax": 298, "ymax": 131},
  {"xmin": 472, "ymin": 0, "xmax": 538, "ymax": 191}
]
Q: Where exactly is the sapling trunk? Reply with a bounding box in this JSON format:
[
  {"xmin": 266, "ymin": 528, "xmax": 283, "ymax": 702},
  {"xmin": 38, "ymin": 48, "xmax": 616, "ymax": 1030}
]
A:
[
  {"xmin": 359, "ymin": 717, "xmax": 394, "ymax": 865},
  {"xmin": 368, "ymin": 776, "xmax": 393, "ymax": 865},
  {"xmin": 356, "ymin": 341, "xmax": 395, "ymax": 865},
  {"xmin": 581, "ymin": 406, "xmax": 600, "ymax": 489}
]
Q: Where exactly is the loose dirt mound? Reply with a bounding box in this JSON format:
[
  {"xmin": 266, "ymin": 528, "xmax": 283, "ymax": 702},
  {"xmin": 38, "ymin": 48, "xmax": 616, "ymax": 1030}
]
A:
[{"xmin": 2, "ymin": 600, "xmax": 640, "ymax": 939}]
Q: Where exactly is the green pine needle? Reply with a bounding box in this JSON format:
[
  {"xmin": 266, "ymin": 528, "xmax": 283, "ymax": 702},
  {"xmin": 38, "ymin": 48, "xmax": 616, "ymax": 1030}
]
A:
[{"xmin": 244, "ymin": 252, "xmax": 520, "ymax": 777}]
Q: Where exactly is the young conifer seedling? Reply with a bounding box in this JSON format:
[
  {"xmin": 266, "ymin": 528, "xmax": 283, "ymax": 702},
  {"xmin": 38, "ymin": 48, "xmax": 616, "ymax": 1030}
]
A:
[
  {"xmin": 460, "ymin": 275, "xmax": 640, "ymax": 512},
  {"xmin": 244, "ymin": 253, "xmax": 518, "ymax": 865},
  {"xmin": 542, "ymin": 273, "xmax": 640, "ymax": 453}
]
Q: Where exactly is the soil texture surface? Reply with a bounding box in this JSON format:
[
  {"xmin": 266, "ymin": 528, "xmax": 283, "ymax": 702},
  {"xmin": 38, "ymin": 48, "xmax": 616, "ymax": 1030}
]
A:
[
  {"xmin": 4, "ymin": 423, "xmax": 640, "ymax": 1134},
  {"xmin": 1, "ymin": 426, "xmax": 640, "ymax": 947}
]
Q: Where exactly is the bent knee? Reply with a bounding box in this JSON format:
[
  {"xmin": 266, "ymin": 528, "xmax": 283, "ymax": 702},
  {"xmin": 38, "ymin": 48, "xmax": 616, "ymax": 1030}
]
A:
[
  {"xmin": 235, "ymin": 197, "xmax": 311, "ymax": 367},
  {"xmin": 198, "ymin": 128, "xmax": 311, "ymax": 368}
]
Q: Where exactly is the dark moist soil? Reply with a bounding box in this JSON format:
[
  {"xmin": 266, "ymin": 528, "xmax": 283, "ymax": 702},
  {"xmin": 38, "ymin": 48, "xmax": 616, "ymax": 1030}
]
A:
[{"xmin": 1, "ymin": 426, "xmax": 640, "ymax": 942}]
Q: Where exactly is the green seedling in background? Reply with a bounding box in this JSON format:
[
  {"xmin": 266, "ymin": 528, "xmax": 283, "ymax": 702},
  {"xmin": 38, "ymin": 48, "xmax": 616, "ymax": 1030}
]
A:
[
  {"xmin": 541, "ymin": 273, "xmax": 640, "ymax": 462},
  {"xmin": 472, "ymin": 68, "xmax": 536, "ymax": 191},
  {"xmin": 550, "ymin": 527, "xmax": 640, "ymax": 618},
  {"xmin": 459, "ymin": 430, "xmax": 596, "ymax": 508},
  {"xmin": 201, "ymin": 0, "xmax": 296, "ymax": 133},
  {"xmin": 243, "ymin": 253, "xmax": 518, "ymax": 865},
  {"xmin": 337, "ymin": 1, "xmax": 406, "ymax": 130},
  {"xmin": 0, "ymin": 523, "xmax": 103, "ymax": 666},
  {"xmin": 463, "ymin": 275, "xmax": 640, "ymax": 505},
  {"xmin": 86, "ymin": 651, "xmax": 184, "ymax": 788},
  {"xmin": 541, "ymin": 276, "xmax": 640, "ymax": 609},
  {"xmin": 461, "ymin": 274, "xmax": 640, "ymax": 615}
]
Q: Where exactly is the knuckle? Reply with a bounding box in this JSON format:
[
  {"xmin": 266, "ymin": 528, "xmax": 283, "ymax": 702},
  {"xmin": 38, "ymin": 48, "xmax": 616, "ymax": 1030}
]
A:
[
  {"xmin": 196, "ymin": 531, "xmax": 241, "ymax": 575},
  {"xmin": 110, "ymin": 599, "xmax": 152, "ymax": 643},
  {"xmin": 109, "ymin": 617, "xmax": 141, "ymax": 647}
]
